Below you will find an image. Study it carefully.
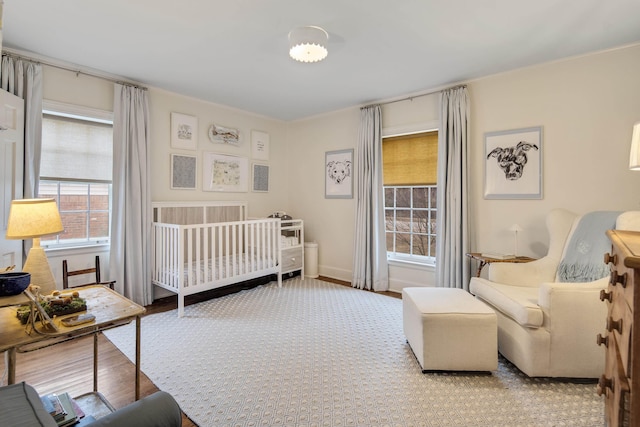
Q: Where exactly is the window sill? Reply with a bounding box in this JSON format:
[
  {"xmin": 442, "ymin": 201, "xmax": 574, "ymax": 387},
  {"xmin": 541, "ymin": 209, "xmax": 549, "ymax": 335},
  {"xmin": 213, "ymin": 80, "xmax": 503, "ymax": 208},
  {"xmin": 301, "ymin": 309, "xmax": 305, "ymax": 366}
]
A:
[
  {"xmin": 45, "ymin": 243, "xmax": 110, "ymax": 257},
  {"xmin": 387, "ymin": 257, "xmax": 435, "ymax": 271}
]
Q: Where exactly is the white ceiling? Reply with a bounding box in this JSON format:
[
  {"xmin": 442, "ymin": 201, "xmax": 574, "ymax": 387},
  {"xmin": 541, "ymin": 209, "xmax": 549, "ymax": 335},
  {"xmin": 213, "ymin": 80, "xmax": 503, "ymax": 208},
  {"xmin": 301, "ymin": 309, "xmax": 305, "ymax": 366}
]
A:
[{"xmin": 4, "ymin": 0, "xmax": 640, "ymax": 121}]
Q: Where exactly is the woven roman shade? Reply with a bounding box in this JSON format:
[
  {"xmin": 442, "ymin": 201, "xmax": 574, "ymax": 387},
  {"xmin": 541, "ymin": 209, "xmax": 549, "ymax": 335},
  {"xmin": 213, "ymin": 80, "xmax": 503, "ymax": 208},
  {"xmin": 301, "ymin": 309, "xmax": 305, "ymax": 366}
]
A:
[
  {"xmin": 40, "ymin": 113, "xmax": 113, "ymax": 181},
  {"xmin": 382, "ymin": 131, "xmax": 438, "ymax": 185}
]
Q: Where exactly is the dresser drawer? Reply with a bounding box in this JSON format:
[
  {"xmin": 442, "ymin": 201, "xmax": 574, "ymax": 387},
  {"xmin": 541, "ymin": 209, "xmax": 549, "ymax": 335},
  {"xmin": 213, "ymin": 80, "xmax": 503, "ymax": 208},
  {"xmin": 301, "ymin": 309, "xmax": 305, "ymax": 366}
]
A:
[
  {"xmin": 609, "ymin": 258, "xmax": 634, "ymax": 315},
  {"xmin": 607, "ymin": 294, "xmax": 632, "ymax": 379},
  {"xmin": 600, "ymin": 334, "xmax": 631, "ymax": 425},
  {"xmin": 282, "ymin": 247, "xmax": 303, "ymax": 272}
]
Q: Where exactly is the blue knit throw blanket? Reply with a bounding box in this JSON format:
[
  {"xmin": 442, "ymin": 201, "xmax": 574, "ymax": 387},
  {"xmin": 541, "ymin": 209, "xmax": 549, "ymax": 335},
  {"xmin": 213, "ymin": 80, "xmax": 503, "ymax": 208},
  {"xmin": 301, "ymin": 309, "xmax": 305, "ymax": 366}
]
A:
[{"xmin": 557, "ymin": 211, "xmax": 620, "ymax": 283}]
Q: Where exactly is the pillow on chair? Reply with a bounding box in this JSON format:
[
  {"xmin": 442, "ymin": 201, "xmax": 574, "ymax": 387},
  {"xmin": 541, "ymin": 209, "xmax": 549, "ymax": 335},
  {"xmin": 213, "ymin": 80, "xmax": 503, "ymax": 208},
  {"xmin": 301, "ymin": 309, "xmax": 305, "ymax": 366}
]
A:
[{"xmin": 0, "ymin": 382, "xmax": 57, "ymax": 427}]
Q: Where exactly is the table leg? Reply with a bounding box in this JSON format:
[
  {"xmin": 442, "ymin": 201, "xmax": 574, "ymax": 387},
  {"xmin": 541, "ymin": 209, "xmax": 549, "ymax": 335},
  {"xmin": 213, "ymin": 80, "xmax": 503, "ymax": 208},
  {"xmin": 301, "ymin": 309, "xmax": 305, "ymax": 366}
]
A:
[
  {"xmin": 7, "ymin": 348, "xmax": 16, "ymax": 384},
  {"xmin": 476, "ymin": 260, "xmax": 487, "ymax": 277},
  {"xmin": 93, "ymin": 333, "xmax": 98, "ymax": 392},
  {"xmin": 135, "ymin": 315, "xmax": 141, "ymax": 401}
]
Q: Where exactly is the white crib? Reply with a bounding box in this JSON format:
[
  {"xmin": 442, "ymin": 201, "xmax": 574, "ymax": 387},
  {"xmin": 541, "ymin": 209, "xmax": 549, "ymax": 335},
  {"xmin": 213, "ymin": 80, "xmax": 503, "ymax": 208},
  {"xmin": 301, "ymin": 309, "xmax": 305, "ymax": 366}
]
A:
[{"xmin": 151, "ymin": 201, "xmax": 282, "ymax": 316}]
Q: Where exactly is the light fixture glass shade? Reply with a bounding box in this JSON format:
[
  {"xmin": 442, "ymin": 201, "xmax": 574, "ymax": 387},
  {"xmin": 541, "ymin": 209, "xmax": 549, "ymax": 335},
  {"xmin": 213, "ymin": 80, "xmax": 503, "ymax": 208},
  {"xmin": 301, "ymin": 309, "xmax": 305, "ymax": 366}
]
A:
[
  {"xmin": 6, "ymin": 198, "xmax": 64, "ymax": 239},
  {"xmin": 288, "ymin": 26, "xmax": 328, "ymax": 63},
  {"xmin": 630, "ymin": 121, "xmax": 640, "ymax": 170}
]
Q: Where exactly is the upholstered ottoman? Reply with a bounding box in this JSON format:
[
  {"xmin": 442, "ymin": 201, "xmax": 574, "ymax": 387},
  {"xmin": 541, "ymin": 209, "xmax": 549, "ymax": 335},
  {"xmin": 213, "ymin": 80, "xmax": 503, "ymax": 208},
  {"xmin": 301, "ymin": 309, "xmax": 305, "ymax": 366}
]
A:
[{"xmin": 402, "ymin": 287, "xmax": 498, "ymax": 372}]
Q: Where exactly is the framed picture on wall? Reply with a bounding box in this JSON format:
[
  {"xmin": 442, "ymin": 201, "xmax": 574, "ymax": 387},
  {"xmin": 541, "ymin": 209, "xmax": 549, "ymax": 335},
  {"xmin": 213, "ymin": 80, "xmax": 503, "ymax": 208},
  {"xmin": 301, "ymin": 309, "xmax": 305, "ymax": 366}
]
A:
[
  {"xmin": 202, "ymin": 152, "xmax": 249, "ymax": 192},
  {"xmin": 170, "ymin": 154, "xmax": 197, "ymax": 190},
  {"xmin": 208, "ymin": 123, "xmax": 240, "ymax": 146},
  {"xmin": 325, "ymin": 149, "xmax": 353, "ymax": 199},
  {"xmin": 170, "ymin": 112, "xmax": 198, "ymax": 150},
  {"xmin": 251, "ymin": 130, "xmax": 270, "ymax": 161},
  {"xmin": 484, "ymin": 126, "xmax": 543, "ymax": 199},
  {"xmin": 252, "ymin": 163, "xmax": 269, "ymax": 192}
]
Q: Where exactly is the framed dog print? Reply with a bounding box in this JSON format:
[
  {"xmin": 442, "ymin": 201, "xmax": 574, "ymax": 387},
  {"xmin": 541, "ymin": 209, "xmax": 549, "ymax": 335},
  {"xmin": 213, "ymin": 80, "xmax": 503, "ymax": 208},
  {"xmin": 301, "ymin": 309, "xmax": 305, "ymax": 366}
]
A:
[
  {"xmin": 325, "ymin": 149, "xmax": 353, "ymax": 199},
  {"xmin": 171, "ymin": 154, "xmax": 197, "ymax": 190},
  {"xmin": 202, "ymin": 152, "xmax": 248, "ymax": 192},
  {"xmin": 484, "ymin": 126, "xmax": 543, "ymax": 199},
  {"xmin": 170, "ymin": 112, "xmax": 198, "ymax": 150}
]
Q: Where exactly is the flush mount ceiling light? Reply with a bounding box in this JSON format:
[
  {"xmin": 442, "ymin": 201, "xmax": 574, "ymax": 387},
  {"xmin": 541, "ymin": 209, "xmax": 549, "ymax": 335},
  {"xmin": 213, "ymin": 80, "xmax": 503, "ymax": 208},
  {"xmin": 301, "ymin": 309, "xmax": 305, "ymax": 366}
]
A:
[{"xmin": 288, "ymin": 26, "xmax": 328, "ymax": 63}]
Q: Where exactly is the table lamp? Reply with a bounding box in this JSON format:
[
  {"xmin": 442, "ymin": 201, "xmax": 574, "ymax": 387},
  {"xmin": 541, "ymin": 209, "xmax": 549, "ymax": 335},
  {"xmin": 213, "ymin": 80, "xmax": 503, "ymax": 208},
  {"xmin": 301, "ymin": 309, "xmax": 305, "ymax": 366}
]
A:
[
  {"xmin": 509, "ymin": 223, "xmax": 523, "ymax": 257},
  {"xmin": 5, "ymin": 198, "xmax": 64, "ymax": 294}
]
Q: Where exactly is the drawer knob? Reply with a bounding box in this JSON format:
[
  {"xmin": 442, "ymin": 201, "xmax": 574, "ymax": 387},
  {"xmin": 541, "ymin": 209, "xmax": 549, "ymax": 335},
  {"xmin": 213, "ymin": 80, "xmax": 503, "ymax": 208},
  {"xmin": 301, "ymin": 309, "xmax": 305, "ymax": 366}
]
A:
[
  {"xmin": 599, "ymin": 289, "xmax": 612, "ymax": 303},
  {"xmin": 596, "ymin": 334, "xmax": 609, "ymax": 347},
  {"xmin": 597, "ymin": 375, "xmax": 613, "ymax": 396},
  {"xmin": 609, "ymin": 271, "xmax": 628, "ymax": 288},
  {"xmin": 604, "ymin": 253, "xmax": 617, "ymax": 265},
  {"xmin": 606, "ymin": 317, "xmax": 623, "ymax": 334}
]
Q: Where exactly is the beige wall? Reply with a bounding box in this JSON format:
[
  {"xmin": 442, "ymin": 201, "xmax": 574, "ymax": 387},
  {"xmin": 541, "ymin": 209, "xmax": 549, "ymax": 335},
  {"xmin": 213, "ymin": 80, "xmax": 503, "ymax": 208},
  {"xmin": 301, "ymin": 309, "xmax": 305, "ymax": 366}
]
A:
[
  {"xmin": 147, "ymin": 88, "xmax": 289, "ymax": 219},
  {"xmin": 38, "ymin": 43, "xmax": 640, "ymax": 293},
  {"xmin": 41, "ymin": 66, "xmax": 291, "ymax": 289},
  {"xmin": 470, "ymin": 44, "xmax": 640, "ymax": 261},
  {"xmin": 288, "ymin": 43, "xmax": 640, "ymax": 291}
]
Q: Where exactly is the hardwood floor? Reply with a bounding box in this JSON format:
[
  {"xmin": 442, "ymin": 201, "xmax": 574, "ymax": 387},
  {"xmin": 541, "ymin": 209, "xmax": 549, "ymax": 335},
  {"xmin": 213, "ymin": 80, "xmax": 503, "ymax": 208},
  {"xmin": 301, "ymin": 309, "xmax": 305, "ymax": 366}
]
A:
[{"xmin": 10, "ymin": 277, "xmax": 399, "ymax": 427}]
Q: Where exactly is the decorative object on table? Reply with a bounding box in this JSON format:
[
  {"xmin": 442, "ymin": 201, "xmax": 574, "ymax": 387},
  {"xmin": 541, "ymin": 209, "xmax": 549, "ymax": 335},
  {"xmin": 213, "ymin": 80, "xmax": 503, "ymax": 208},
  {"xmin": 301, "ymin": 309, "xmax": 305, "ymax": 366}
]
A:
[
  {"xmin": 251, "ymin": 130, "xmax": 270, "ymax": 160},
  {"xmin": 509, "ymin": 223, "xmax": 523, "ymax": 256},
  {"xmin": 5, "ymin": 198, "xmax": 63, "ymax": 294},
  {"xmin": 170, "ymin": 112, "xmax": 198, "ymax": 150},
  {"xmin": 17, "ymin": 287, "xmax": 86, "ymax": 325},
  {"xmin": 484, "ymin": 126, "xmax": 543, "ymax": 199},
  {"xmin": 170, "ymin": 153, "xmax": 197, "ymax": 190},
  {"xmin": 208, "ymin": 123, "xmax": 240, "ymax": 145},
  {"xmin": 325, "ymin": 149, "xmax": 353, "ymax": 199},
  {"xmin": 0, "ymin": 271, "xmax": 31, "ymax": 296},
  {"xmin": 202, "ymin": 152, "xmax": 248, "ymax": 192},
  {"xmin": 252, "ymin": 163, "xmax": 269, "ymax": 192},
  {"xmin": 629, "ymin": 120, "xmax": 640, "ymax": 170},
  {"xmin": 288, "ymin": 26, "xmax": 329, "ymax": 63}
]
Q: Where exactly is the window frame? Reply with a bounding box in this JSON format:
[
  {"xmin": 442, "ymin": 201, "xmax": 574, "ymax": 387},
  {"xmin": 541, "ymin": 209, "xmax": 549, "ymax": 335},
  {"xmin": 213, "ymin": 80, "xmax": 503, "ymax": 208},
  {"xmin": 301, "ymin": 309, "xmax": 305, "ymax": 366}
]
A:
[
  {"xmin": 382, "ymin": 122, "xmax": 438, "ymax": 266},
  {"xmin": 39, "ymin": 100, "xmax": 114, "ymax": 250}
]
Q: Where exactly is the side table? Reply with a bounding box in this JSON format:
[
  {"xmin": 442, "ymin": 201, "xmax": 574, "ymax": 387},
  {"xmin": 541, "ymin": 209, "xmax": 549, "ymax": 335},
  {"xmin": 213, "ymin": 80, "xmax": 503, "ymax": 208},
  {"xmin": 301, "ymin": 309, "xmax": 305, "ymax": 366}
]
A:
[
  {"xmin": 466, "ymin": 252, "xmax": 536, "ymax": 277},
  {"xmin": 0, "ymin": 285, "xmax": 145, "ymax": 400}
]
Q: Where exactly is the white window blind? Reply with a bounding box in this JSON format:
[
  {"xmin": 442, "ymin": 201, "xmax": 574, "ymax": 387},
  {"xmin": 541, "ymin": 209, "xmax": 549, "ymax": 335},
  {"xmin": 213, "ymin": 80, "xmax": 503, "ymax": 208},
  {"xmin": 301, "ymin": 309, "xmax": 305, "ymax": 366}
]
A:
[{"xmin": 41, "ymin": 114, "xmax": 113, "ymax": 182}]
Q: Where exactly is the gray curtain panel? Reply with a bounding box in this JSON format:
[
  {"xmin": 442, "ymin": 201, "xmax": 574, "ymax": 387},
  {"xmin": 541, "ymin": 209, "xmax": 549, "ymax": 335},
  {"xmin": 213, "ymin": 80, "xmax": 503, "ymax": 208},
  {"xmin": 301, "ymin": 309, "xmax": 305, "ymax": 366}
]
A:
[
  {"xmin": 435, "ymin": 86, "xmax": 471, "ymax": 290},
  {"xmin": 110, "ymin": 83, "xmax": 153, "ymax": 306},
  {"xmin": 1, "ymin": 55, "xmax": 42, "ymax": 199},
  {"xmin": 352, "ymin": 105, "xmax": 389, "ymax": 291}
]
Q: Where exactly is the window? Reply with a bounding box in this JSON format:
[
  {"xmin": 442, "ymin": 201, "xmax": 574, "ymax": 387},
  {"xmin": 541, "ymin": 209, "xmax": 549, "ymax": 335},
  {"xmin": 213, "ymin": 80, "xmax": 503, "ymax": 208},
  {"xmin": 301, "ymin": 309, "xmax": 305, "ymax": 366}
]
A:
[
  {"xmin": 383, "ymin": 131, "xmax": 438, "ymax": 263},
  {"xmin": 38, "ymin": 102, "xmax": 113, "ymax": 248}
]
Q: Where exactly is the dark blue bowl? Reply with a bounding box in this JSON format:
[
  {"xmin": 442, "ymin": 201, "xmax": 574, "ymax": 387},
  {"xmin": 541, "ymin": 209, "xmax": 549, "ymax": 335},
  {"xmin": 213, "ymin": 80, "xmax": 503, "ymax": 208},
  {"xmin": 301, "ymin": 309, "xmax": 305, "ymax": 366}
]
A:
[{"xmin": 0, "ymin": 272, "xmax": 31, "ymax": 296}]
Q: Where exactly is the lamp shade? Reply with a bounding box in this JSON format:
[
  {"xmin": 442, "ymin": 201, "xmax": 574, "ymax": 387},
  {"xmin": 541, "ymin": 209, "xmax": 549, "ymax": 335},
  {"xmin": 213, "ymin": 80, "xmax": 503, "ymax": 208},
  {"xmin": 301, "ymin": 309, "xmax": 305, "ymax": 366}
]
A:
[
  {"xmin": 288, "ymin": 26, "xmax": 328, "ymax": 63},
  {"xmin": 5, "ymin": 198, "xmax": 64, "ymax": 239},
  {"xmin": 630, "ymin": 121, "xmax": 640, "ymax": 170}
]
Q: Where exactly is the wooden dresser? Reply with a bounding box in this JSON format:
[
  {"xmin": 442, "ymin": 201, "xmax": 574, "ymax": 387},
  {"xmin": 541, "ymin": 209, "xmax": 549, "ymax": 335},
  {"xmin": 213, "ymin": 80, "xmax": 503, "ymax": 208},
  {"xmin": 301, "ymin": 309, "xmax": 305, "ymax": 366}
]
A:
[{"xmin": 599, "ymin": 230, "xmax": 640, "ymax": 426}]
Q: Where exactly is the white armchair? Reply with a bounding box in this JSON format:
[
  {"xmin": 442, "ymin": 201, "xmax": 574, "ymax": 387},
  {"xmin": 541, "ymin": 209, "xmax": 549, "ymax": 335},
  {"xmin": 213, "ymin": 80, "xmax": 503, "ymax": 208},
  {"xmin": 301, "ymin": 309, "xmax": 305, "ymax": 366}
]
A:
[{"xmin": 469, "ymin": 209, "xmax": 640, "ymax": 378}]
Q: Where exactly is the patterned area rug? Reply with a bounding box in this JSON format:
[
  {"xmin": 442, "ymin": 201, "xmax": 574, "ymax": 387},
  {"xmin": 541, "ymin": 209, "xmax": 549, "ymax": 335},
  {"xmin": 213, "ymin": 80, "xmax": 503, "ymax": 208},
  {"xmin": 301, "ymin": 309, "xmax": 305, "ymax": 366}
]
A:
[{"xmin": 104, "ymin": 278, "xmax": 603, "ymax": 427}]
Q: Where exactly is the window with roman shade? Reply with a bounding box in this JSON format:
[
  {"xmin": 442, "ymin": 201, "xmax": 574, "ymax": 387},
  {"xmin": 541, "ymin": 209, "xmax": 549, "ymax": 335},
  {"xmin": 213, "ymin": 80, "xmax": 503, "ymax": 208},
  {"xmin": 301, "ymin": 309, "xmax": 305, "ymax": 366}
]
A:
[
  {"xmin": 383, "ymin": 131, "xmax": 438, "ymax": 262},
  {"xmin": 38, "ymin": 103, "xmax": 114, "ymax": 248}
]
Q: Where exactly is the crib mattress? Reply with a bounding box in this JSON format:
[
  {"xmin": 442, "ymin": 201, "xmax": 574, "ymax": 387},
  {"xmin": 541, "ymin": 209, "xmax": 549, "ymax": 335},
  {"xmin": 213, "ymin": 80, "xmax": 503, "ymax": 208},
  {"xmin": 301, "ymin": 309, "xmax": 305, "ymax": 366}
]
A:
[{"xmin": 161, "ymin": 254, "xmax": 277, "ymax": 287}]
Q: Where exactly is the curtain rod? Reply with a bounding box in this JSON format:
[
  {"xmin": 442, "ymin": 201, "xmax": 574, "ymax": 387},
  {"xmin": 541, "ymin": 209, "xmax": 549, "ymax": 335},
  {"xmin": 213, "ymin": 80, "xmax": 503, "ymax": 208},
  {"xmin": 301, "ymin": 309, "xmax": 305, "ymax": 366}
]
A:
[
  {"xmin": 2, "ymin": 48, "xmax": 147, "ymax": 90},
  {"xmin": 363, "ymin": 84, "xmax": 467, "ymax": 109}
]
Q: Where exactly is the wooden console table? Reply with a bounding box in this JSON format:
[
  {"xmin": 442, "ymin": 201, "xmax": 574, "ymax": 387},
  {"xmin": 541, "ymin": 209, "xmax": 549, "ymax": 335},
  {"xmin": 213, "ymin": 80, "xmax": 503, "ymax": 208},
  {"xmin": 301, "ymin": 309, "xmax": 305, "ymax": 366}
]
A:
[
  {"xmin": 0, "ymin": 285, "xmax": 145, "ymax": 400},
  {"xmin": 466, "ymin": 252, "xmax": 537, "ymax": 277}
]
